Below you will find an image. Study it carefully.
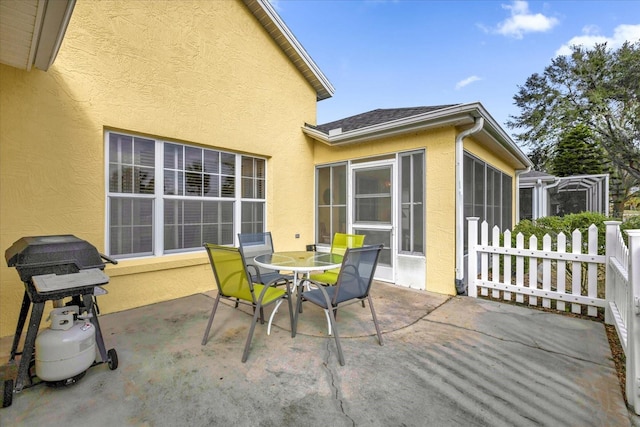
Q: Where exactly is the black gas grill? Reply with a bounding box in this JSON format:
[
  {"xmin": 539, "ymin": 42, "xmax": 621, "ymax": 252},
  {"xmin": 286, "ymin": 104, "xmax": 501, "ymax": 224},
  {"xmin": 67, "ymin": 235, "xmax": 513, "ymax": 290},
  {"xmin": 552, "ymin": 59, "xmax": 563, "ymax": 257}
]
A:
[
  {"xmin": 6, "ymin": 234, "xmax": 115, "ymax": 292},
  {"xmin": 3, "ymin": 235, "xmax": 119, "ymax": 408}
]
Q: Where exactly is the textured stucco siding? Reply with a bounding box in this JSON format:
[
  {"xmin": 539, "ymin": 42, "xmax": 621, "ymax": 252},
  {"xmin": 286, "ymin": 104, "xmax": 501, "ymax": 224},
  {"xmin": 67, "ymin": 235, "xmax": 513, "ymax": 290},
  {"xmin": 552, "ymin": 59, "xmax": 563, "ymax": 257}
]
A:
[
  {"xmin": 0, "ymin": 0, "xmax": 318, "ymax": 337},
  {"xmin": 312, "ymin": 127, "xmax": 459, "ymax": 295}
]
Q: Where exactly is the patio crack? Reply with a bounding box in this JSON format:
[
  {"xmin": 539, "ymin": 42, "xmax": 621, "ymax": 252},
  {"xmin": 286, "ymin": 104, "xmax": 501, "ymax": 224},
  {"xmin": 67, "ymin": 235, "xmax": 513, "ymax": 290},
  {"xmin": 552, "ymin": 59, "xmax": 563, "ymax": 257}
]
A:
[
  {"xmin": 423, "ymin": 319, "xmax": 611, "ymax": 367},
  {"xmin": 323, "ymin": 341, "xmax": 356, "ymax": 427}
]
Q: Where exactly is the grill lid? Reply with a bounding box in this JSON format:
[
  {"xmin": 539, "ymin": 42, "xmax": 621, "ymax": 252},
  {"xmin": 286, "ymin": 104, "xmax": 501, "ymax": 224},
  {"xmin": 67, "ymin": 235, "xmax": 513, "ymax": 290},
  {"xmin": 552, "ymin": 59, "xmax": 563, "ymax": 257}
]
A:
[{"xmin": 5, "ymin": 235, "xmax": 106, "ymax": 282}]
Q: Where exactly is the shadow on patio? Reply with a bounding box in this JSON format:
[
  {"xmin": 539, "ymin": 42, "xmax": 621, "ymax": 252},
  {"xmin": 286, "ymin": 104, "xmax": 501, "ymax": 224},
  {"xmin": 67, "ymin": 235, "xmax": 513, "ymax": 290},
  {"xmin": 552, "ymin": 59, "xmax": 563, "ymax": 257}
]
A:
[{"xmin": 0, "ymin": 281, "xmax": 635, "ymax": 426}]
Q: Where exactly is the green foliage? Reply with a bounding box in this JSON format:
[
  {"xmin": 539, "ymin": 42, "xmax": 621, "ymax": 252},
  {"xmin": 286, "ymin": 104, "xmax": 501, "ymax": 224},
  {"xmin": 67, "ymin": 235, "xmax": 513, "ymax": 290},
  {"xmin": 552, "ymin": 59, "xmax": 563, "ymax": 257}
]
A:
[
  {"xmin": 620, "ymin": 215, "xmax": 640, "ymax": 246},
  {"xmin": 548, "ymin": 124, "xmax": 605, "ymax": 176},
  {"xmin": 507, "ymin": 213, "xmax": 639, "ymax": 298},
  {"xmin": 527, "ymin": 145, "xmax": 553, "ymax": 172},
  {"xmin": 512, "ymin": 212, "xmax": 609, "ymax": 254},
  {"xmin": 508, "ymin": 41, "xmax": 640, "ymax": 182},
  {"xmin": 512, "ymin": 212, "xmax": 640, "ymax": 253}
]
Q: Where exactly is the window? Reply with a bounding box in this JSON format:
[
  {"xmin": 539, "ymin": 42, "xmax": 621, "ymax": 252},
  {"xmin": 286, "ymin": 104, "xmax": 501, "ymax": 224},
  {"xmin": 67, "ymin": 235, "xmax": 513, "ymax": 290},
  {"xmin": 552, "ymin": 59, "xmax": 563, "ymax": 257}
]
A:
[
  {"xmin": 353, "ymin": 167, "xmax": 392, "ymax": 223},
  {"xmin": 519, "ymin": 187, "xmax": 534, "ymax": 220},
  {"xmin": 107, "ymin": 131, "xmax": 266, "ymax": 258},
  {"xmin": 316, "ymin": 164, "xmax": 346, "ymax": 245},
  {"xmin": 240, "ymin": 157, "xmax": 266, "ymax": 234},
  {"xmin": 399, "ymin": 151, "xmax": 425, "ymax": 254},
  {"xmin": 463, "ymin": 152, "xmax": 513, "ymax": 252}
]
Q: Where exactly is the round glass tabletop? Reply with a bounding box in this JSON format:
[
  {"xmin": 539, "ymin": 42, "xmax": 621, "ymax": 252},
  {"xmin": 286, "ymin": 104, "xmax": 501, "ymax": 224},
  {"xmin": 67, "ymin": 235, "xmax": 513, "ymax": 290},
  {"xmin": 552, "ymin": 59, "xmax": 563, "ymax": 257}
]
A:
[{"xmin": 254, "ymin": 251, "xmax": 342, "ymax": 272}]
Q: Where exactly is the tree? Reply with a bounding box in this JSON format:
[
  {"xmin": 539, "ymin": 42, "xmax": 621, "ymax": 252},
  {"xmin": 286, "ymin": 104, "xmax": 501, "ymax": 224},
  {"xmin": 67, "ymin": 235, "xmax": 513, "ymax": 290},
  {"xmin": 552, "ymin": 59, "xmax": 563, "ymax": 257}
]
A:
[
  {"xmin": 548, "ymin": 124, "xmax": 605, "ymax": 177},
  {"xmin": 610, "ymin": 165, "xmax": 640, "ymax": 216},
  {"xmin": 526, "ymin": 145, "xmax": 552, "ymax": 172},
  {"xmin": 508, "ymin": 41, "xmax": 640, "ymax": 181}
]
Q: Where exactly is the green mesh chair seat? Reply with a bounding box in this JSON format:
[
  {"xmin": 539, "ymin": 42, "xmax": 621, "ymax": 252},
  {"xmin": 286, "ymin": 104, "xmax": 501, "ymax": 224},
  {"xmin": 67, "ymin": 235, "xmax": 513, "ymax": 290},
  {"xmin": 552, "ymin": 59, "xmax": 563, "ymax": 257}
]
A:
[
  {"xmin": 309, "ymin": 233, "xmax": 365, "ymax": 285},
  {"xmin": 293, "ymin": 245, "xmax": 384, "ymax": 366},
  {"xmin": 201, "ymin": 244, "xmax": 293, "ymax": 363},
  {"xmin": 223, "ymin": 283, "xmax": 285, "ymax": 306}
]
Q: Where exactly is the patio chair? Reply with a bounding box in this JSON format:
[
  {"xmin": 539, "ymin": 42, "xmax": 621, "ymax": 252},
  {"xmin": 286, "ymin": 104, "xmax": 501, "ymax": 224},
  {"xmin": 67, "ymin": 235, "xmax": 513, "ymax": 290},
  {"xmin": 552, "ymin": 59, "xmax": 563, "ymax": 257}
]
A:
[
  {"xmin": 238, "ymin": 232, "xmax": 293, "ymax": 287},
  {"xmin": 292, "ymin": 244, "xmax": 384, "ymax": 366},
  {"xmin": 201, "ymin": 244, "xmax": 293, "ymax": 363},
  {"xmin": 309, "ymin": 233, "xmax": 365, "ymax": 285}
]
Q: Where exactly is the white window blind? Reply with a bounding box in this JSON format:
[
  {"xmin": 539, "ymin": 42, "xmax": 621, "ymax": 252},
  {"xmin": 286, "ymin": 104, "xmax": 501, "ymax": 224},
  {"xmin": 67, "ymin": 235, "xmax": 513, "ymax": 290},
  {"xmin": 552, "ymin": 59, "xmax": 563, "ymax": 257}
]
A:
[{"xmin": 107, "ymin": 131, "xmax": 266, "ymax": 258}]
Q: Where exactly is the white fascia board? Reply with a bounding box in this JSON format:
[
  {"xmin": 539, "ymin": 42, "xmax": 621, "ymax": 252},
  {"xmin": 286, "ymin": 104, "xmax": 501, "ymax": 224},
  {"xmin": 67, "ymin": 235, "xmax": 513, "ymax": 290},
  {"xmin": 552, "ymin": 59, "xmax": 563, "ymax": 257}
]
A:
[
  {"xmin": 246, "ymin": 0, "xmax": 334, "ymax": 100},
  {"xmin": 303, "ymin": 104, "xmax": 477, "ymax": 146},
  {"xmin": 303, "ymin": 102, "xmax": 533, "ymax": 169},
  {"xmin": 33, "ymin": 0, "xmax": 76, "ymax": 70},
  {"xmin": 468, "ymin": 103, "xmax": 533, "ymax": 169},
  {"xmin": 302, "ymin": 125, "xmax": 331, "ymax": 143}
]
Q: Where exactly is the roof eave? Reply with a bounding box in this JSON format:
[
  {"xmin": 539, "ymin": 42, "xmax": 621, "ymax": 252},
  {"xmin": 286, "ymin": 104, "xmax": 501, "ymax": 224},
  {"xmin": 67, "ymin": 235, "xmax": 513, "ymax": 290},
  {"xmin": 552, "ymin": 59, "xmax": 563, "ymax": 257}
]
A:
[
  {"xmin": 303, "ymin": 104, "xmax": 476, "ymax": 146},
  {"xmin": 0, "ymin": 0, "xmax": 76, "ymax": 71},
  {"xmin": 34, "ymin": 0, "xmax": 75, "ymax": 70},
  {"xmin": 303, "ymin": 102, "xmax": 533, "ymax": 169},
  {"xmin": 242, "ymin": 0, "xmax": 334, "ymax": 101},
  {"xmin": 471, "ymin": 103, "xmax": 533, "ymax": 169}
]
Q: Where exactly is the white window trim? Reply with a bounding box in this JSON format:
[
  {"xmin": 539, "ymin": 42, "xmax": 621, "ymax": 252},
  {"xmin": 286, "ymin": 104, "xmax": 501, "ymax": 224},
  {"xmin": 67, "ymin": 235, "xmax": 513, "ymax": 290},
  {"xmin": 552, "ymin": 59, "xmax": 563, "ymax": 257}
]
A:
[
  {"xmin": 397, "ymin": 150, "xmax": 425, "ymax": 256},
  {"xmin": 104, "ymin": 131, "xmax": 267, "ymax": 259}
]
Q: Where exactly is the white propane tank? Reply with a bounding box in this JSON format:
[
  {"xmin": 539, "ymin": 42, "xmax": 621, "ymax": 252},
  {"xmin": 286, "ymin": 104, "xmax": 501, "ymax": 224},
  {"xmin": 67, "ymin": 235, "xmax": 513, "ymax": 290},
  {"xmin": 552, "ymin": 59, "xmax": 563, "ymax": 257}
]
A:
[{"xmin": 35, "ymin": 306, "xmax": 96, "ymax": 382}]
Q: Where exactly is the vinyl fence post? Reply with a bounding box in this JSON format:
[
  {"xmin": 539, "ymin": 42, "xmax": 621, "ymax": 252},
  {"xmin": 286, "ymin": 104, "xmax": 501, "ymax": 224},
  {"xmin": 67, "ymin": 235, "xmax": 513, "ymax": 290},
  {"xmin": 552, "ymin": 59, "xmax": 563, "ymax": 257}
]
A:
[
  {"xmin": 626, "ymin": 229, "xmax": 640, "ymax": 415},
  {"xmin": 604, "ymin": 221, "xmax": 621, "ymax": 325},
  {"xmin": 467, "ymin": 217, "xmax": 479, "ymax": 298}
]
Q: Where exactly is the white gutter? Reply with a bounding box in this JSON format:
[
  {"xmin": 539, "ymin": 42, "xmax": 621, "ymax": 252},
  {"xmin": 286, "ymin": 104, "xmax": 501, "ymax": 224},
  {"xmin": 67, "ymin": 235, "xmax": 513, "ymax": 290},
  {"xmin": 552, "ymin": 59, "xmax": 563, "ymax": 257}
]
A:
[
  {"xmin": 455, "ymin": 117, "xmax": 484, "ymax": 294},
  {"xmin": 303, "ymin": 102, "xmax": 533, "ymax": 169},
  {"xmin": 303, "ymin": 110, "xmax": 471, "ymax": 146}
]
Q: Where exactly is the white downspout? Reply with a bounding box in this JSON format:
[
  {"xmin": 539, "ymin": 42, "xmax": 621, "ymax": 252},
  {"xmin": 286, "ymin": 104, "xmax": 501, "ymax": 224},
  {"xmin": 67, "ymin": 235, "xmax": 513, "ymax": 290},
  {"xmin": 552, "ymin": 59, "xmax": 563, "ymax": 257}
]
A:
[
  {"xmin": 534, "ymin": 178, "xmax": 543, "ymax": 220},
  {"xmin": 455, "ymin": 117, "xmax": 484, "ymax": 295},
  {"xmin": 542, "ymin": 178, "xmax": 561, "ymax": 217}
]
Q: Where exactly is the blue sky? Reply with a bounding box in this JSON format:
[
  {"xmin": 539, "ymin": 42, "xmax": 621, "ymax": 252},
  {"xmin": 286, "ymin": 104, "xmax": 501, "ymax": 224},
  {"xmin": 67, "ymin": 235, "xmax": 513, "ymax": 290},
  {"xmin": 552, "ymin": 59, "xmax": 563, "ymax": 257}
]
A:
[{"xmin": 270, "ymin": 0, "xmax": 640, "ymax": 139}]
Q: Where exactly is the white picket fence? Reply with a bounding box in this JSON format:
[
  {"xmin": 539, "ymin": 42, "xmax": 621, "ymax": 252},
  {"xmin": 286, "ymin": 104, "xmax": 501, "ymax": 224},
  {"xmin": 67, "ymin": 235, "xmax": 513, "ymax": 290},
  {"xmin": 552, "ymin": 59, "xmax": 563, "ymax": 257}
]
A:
[{"xmin": 467, "ymin": 218, "xmax": 640, "ymax": 415}]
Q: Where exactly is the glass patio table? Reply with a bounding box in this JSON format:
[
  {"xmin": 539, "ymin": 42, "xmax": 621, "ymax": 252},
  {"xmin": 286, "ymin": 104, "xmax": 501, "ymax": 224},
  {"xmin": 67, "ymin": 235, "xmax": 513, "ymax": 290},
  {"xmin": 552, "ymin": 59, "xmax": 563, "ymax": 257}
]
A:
[{"xmin": 253, "ymin": 251, "xmax": 343, "ymax": 292}]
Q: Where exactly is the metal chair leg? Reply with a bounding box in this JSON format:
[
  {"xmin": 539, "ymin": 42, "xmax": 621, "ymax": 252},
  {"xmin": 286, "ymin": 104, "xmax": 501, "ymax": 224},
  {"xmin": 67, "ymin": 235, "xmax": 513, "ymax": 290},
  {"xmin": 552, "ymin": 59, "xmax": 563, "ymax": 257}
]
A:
[
  {"xmin": 286, "ymin": 283, "xmax": 294, "ymax": 334},
  {"xmin": 292, "ymin": 291, "xmax": 304, "ymax": 337},
  {"xmin": 242, "ymin": 302, "xmax": 263, "ymax": 363},
  {"xmin": 326, "ymin": 305, "xmax": 345, "ymax": 366},
  {"xmin": 367, "ymin": 295, "xmax": 383, "ymax": 345},
  {"xmin": 202, "ymin": 294, "xmax": 221, "ymax": 345}
]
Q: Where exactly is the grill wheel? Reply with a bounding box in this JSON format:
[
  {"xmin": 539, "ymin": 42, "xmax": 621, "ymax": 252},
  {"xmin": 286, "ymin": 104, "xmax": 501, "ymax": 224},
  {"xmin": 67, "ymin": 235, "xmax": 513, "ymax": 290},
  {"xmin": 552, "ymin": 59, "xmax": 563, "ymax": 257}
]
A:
[{"xmin": 2, "ymin": 379, "xmax": 13, "ymax": 408}]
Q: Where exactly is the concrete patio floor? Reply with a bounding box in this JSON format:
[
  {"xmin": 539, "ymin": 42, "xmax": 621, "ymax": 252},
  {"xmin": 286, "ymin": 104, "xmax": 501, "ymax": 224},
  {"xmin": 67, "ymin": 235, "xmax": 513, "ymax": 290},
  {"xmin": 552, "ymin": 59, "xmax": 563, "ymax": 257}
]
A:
[{"xmin": 0, "ymin": 281, "xmax": 637, "ymax": 426}]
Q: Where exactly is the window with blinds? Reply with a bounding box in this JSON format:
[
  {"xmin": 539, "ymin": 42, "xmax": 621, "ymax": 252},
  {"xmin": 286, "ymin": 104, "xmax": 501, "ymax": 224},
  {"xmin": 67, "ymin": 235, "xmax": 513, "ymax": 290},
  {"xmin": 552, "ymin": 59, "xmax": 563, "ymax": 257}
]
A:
[{"xmin": 107, "ymin": 131, "xmax": 266, "ymax": 258}]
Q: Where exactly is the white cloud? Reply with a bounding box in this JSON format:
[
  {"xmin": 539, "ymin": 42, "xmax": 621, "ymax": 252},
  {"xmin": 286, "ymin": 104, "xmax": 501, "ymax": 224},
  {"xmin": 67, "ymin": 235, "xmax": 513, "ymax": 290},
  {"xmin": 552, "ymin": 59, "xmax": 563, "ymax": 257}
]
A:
[
  {"xmin": 495, "ymin": 1, "xmax": 559, "ymax": 39},
  {"xmin": 555, "ymin": 24, "xmax": 640, "ymax": 56},
  {"xmin": 455, "ymin": 76, "xmax": 482, "ymax": 90}
]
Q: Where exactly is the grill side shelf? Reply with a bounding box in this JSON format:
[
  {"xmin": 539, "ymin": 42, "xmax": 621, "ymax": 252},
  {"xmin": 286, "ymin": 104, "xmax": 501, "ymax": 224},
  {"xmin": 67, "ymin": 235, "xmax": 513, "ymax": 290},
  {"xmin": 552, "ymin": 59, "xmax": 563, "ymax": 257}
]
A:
[{"xmin": 32, "ymin": 269, "xmax": 109, "ymax": 294}]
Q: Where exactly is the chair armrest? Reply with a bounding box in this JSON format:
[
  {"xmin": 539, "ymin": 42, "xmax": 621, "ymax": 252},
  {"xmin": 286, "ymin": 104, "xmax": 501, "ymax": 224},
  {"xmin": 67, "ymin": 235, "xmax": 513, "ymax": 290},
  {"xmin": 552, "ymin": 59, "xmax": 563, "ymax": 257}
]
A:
[
  {"xmin": 267, "ymin": 276, "xmax": 292, "ymax": 294},
  {"xmin": 246, "ymin": 264, "xmax": 262, "ymax": 280},
  {"xmin": 299, "ymin": 278, "xmax": 334, "ymax": 308},
  {"xmin": 299, "ymin": 278, "xmax": 326, "ymax": 290}
]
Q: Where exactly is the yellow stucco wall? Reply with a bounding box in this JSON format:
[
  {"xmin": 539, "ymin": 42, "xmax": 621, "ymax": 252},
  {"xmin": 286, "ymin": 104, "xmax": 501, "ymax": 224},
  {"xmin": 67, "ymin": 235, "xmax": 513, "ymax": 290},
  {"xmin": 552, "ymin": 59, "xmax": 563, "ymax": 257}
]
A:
[
  {"xmin": 313, "ymin": 127, "xmax": 460, "ymax": 295},
  {"xmin": 0, "ymin": 0, "xmax": 318, "ymax": 337}
]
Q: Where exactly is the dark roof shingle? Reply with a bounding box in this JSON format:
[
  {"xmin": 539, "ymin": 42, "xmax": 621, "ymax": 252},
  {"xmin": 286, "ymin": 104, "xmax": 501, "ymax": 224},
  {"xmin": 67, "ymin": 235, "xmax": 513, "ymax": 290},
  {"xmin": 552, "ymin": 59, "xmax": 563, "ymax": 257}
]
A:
[{"xmin": 311, "ymin": 105, "xmax": 460, "ymax": 134}]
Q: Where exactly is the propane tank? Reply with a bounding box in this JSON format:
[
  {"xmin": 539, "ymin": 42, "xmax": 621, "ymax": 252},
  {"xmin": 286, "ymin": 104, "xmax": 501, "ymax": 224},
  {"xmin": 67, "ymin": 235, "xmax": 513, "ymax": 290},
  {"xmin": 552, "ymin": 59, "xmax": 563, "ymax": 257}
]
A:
[{"xmin": 35, "ymin": 306, "xmax": 96, "ymax": 383}]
